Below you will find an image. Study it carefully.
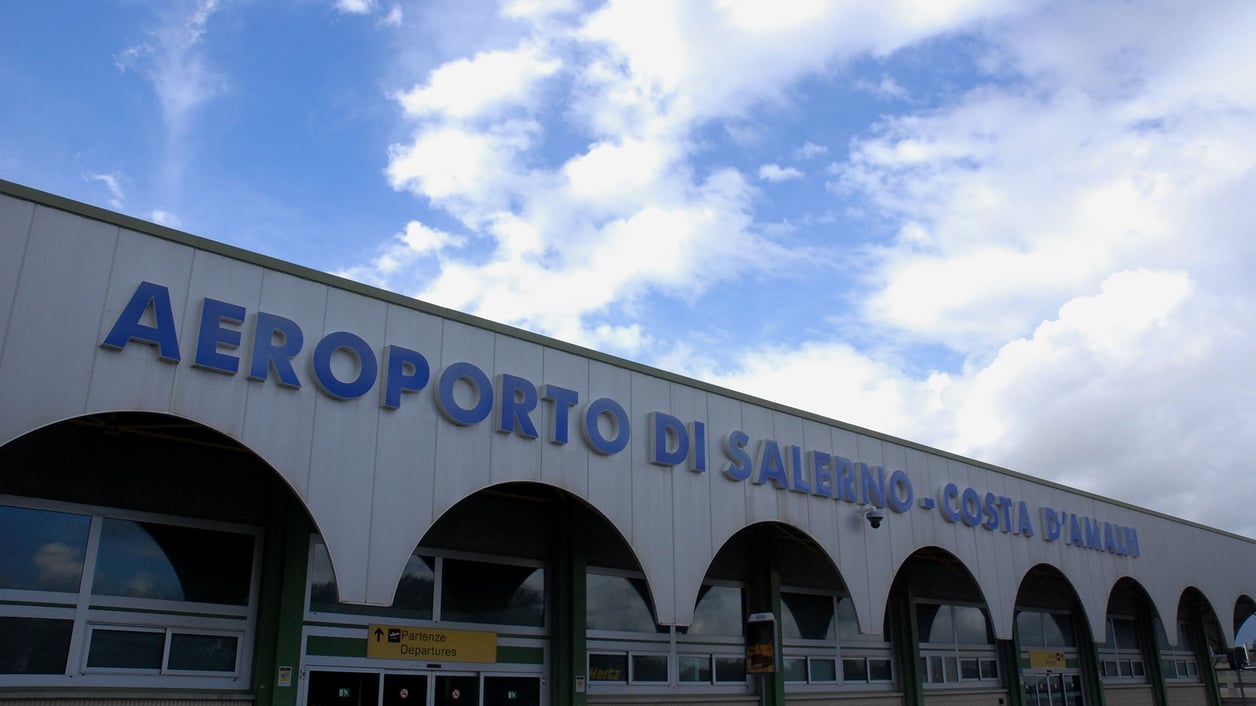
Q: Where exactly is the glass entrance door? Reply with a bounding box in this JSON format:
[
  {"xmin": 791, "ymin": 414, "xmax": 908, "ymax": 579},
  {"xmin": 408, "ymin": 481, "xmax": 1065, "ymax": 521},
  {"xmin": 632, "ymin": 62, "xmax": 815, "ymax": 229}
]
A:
[
  {"xmin": 1024, "ymin": 672, "xmax": 1084, "ymax": 706},
  {"xmin": 483, "ymin": 675, "xmax": 540, "ymax": 706},
  {"xmin": 307, "ymin": 670, "xmax": 541, "ymax": 706},
  {"xmin": 382, "ymin": 673, "xmax": 427, "ymax": 706}
]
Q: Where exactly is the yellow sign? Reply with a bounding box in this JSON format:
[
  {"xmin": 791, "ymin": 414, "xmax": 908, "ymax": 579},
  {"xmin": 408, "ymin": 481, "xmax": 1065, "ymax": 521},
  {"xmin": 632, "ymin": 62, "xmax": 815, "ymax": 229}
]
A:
[
  {"xmin": 367, "ymin": 625, "xmax": 497, "ymax": 663},
  {"xmin": 1028, "ymin": 650, "xmax": 1067, "ymax": 669}
]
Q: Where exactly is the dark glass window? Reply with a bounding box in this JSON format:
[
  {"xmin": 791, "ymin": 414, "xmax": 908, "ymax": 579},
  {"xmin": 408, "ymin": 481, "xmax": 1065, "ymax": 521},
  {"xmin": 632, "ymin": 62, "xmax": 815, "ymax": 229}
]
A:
[
  {"xmin": 810, "ymin": 658, "xmax": 837, "ymax": 682},
  {"xmin": 587, "ymin": 573, "xmax": 658, "ymax": 632},
  {"xmin": 441, "ymin": 559, "xmax": 544, "ymax": 627},
  {"xmin": 1043, "ymin": 612, "xmax": 1075, "ymax": 647},
  {"xmin": 1017, "ymin": 610, "xmax": 1044, "ymax": 646},
  {"xmin": 781, "ymin": 592, "xmax": 835, "ymax": 640},
  {"xmin": 168, "ymin": 633, "xmax": 238, "ymax": 672},
  {"xmin": 843, "ymin": 657, "xmax": 868, "ymax": 682},
  {"xmin": 953, "ymin": 605, "xmax": 991, "ymax": 645},
  {"xmin": 1110, "ymin": 617, "xmax": 1139, "ymax": 649},
  {"xmin": 92, "ymin": 519, "xmax": 254, "ymax": 605},
  {"xmin": 714, "ymin": 656, "xmax": 746, "ymax": 683},
  {"xmin": 0, "ymin": 617, "xmax": 73, "ymax": 674},
  {"xmin": 632, "ymin": 654, "xmax": 668, "ymax": 682},
  {"xmin": 917, "ymin": 604, "xmax": 954, "ymax": 644},
  {"xmin": 688, "ymin": 585, "xmax": 742, "ymax": 637},
  {"xmin": 679, "ymin": 655, "xmax": 711, "ymax": 682},
  {"xmin": 310, "ymin": 543, "xmax": 435, "ymax": 619},
  {"xmin": 86, "ymin": 628, "xmax": 165, "ymax": 669},
  {"xmin": 835, "ymin": 597, "xmax": 862, "ymax": 642},
  {"xmin": 588, "ymin": 653, "xmax": 628, "ymax": 682},
  {"xmin": 783, "ymin": 657, "xmax": 808, "ymax": 682},
  {"xmin": 868, "ymin": 658, "xmax": 893, "ymax": 682},
  {"xmin": 0, "ymin": 504, "xmax": 90, "ymax": 593}
]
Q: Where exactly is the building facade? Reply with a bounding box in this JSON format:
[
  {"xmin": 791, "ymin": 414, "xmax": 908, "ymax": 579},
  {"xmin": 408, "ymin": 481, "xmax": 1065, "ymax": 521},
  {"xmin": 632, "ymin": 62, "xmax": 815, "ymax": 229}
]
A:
[{"xmin": 1, "ymin": 178, "xmax": 1253, "ymax": 706}]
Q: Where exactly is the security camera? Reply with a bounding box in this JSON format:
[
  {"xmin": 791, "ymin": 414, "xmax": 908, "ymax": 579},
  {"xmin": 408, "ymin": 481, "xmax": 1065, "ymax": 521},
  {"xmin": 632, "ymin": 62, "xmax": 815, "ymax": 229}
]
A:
[{"xmin": 860, "ymin": 506, "xmax": 886, "ymax": 529}]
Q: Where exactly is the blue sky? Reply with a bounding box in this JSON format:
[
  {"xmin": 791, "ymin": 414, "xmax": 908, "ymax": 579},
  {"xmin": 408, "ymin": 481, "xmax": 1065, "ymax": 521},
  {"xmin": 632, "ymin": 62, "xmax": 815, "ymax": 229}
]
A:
[{"xmin": 4, "ymin": 0, "xmax": 1256, "ymax": 602}]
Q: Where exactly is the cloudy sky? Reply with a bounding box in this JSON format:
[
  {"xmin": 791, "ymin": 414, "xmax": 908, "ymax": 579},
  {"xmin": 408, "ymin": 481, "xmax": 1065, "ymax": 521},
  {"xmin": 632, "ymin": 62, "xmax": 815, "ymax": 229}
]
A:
[{"xmin": 4, "ymin": 0, "xmax": 1256, "ymax": 555}]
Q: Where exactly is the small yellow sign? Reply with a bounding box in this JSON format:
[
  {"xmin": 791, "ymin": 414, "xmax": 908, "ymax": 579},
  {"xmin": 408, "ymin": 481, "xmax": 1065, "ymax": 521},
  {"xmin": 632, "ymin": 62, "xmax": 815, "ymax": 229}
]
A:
[
  {"xmin": 1028, "ymin": 650, "xmax": 1067, "ymax": 669},
  {"xmin": 366, "ymin": 625, "xmax": 497, "ymax": 663}
]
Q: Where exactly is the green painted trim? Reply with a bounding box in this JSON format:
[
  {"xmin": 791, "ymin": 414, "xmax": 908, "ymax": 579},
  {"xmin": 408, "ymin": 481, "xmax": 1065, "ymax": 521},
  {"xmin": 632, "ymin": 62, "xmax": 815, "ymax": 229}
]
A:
[
  {"xmin": 252, "ymin": 494, "xmax": 298, "ymax": 706},
  {"xmin": 1077, "ymin": 619, "xmax": 1108, "ymax": 706},
  {"xmin": 1000, "ymin": 637, "xmax": 1025, "ymax": 706},
  {"xmin": 498, "ymin": 645, "xmax": 545, "ymax": 665},
  {"xmin": 1, "ymin": 176, "xmax": 1244, "ymax": 542},
  {"xmin": 307, "ymin": 635, "xmax": 368, "ymax": 658},
  {"xmin": 553, "ymin": 500, "xmax": 587, "ymax": 706},
  {"xmin": 87, "ymin": 604, "xmax": 248, "ymax": 619},
  {"xmin": 1137, "ymin": 605, "xmax": 1170, "ymax": 706},
  {"xmin": 266, "ymin": 506, "xmax": 315, "ymax": 706},
  {"xmin": 1187, "ymin": 611, "xmax": 1223, "ymax": 706},
  {"xmin": 892, "ymin": 587, "xmax": 924, "ymax": 706},
  {"xmin": 0, "ymin": 599, "xmax": 76, "ymax": 608}
]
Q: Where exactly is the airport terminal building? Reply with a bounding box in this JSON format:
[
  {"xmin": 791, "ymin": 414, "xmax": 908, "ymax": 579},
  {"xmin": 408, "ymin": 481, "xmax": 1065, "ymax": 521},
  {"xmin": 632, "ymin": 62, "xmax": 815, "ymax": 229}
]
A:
[{"xmin": 1, "ymin": 178, "xmax": 1254, "ymax": 706}]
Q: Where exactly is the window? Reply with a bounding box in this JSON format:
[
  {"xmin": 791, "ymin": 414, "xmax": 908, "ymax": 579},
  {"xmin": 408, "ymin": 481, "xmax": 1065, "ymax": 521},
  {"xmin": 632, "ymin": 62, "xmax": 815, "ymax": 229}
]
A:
[
  {"xmin": 307, "ymin": 540, "xmax": 546, "ymax": 629},
  {"xmin": 1099, "ymin": 616, "xmax": 1146, "ymax": 681},
  {"xmin": 918, "ymin": 602, "xmax": 999, "ymax": 686},
  {"xmin": 781, "ymin": 590, "xmax": 893, "ymax": 688},
  {"xmin": 0, "ymin": 497, "xmax": 259, "ymax": 688},
  {"xmin": 1156, "ymin": 619, "xmax": 1201, "ymax": 681},
  {"xmin": 587, "ymin": 573, "xmax": 659, "ymax": 634}
]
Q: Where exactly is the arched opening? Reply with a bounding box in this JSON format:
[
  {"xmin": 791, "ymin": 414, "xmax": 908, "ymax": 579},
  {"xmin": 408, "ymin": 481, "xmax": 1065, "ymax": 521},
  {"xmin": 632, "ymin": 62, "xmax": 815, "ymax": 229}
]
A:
[
  {"xmin": 0, "ymin": 412, "xmax": 316, "ymax": 700},
  {"xmin": 303, "ymin": 481, "xmax": 620, "ymax": 706},
  {"xmin": 1014, "ymin": 564, "xmax": 1097, "ymax": 706},
  {"xmin": 1159, "ymin": 587, "xmax": 1225, "ymax": 704},
  {"xmin": 890, "ymin": 547, "xmax": 1003, "ymax": 701},
  {"xmin": 1097, "ymin": 578, "xmax": 1161, "ymax": 703},
  {"xmin": 1235, "ymin": 595, "xmax": 1256, "ymax": 645}
]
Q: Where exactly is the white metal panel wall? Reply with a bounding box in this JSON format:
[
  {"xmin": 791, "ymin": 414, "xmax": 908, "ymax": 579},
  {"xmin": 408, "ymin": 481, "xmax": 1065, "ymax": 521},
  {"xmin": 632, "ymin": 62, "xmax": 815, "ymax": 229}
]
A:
[{"xmin": 1, "ymin": 188, "xmax": 1255, "ymax": 646}]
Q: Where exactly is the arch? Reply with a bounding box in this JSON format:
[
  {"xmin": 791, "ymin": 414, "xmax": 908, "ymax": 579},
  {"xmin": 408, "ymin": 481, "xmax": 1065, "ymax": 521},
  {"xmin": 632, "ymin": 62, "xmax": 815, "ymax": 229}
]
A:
[
  {"xmin": 1234, "ymin": 594, "xmax": 1256, "ymax": 641},
  {"xmin": 1177, "ymin": 586, "xmax": 1226, "ymax": 653},
  {"xmin": 887, "ymin": 546, "xmax": 995, "ymax": 635},
  {"xmin": 680, "ymin": 520, "xmax": 855, "ymax": 633},
  {"xmin": 0, "ymin": 411, "xmax": 320, "ymax": 690},
  {"xmin": 0, "ymin": 411, "xmax": 318, "ymax": 529},
  {"xmin": 1014, "ymin": 563, "xmax": 1096, "ymax": 644},
  {"xmin": 1104, "ymin": 576, "xmax": 1162, "ymax": 628}
]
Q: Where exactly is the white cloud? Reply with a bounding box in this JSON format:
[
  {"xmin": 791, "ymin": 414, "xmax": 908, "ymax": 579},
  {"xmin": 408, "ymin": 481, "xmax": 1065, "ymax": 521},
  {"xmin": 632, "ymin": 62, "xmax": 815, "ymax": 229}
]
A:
[
  {"xmin": 86, "ymin": 172, "xmax": 126, "ymax": 209},
  {"xmin": 396, "ymin": 41, "xmax": 561, "ymax": 120},
  {"xmin": 115, "ymin": 0, "xmax": 226, "ymax": 191},
  {"xmin": 501, "ymin": 0, "xmax": 577, "ymax": 20},
  {"xmin": 758, "ymin": 163, "xmax": 804, "ymax": 182},
  {"xmin": 793, "ymin": 142, "xmax": 828, "ymax": 160},
  {"xmin": 149, "ymin": 209, "xmax": 182, "ymax": 228},
  {"xmin": 335, "ymin": 0, "xmax": 375, "ymax": 14},
  {"xmin": 34, "ymin": 542, "xmax": 83, "ymax": 592},
  {"xmin": 360, "ymin": 0, "xmax": 1256, "ymax": 536},
  {"xmin": 381, "ymin": 4, "xmax": 403, "ymax": 26}
]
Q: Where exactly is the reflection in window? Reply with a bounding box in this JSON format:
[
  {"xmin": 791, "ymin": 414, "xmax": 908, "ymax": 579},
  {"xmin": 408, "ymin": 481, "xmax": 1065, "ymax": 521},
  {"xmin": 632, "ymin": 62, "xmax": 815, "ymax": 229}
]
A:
[
  {"xmin": 0, "ymin": 504, "xmax": 90, "ymax": 593},
  {"xmin": 587, "ymin": 573, "xmax": 659, "ymax": 633},
  {"xmin": 0, "ymin": 617, "xmax": 74, "ymax": 674},
  {"xmin": 678, "ymin": 655, "xmax": 712, "ymax": 682},
  {"xmin": 0, "ymin": 500, "xmax": 257, "ymax": 686},
  {"xmin": 781, "ymin": 592, "xmax": 835, "ymax": 640},
  {"xmin": 688, "ymin": 585, "xmax": 743, "ymax": 637},
  {"xmin": 1017, "ymin": 610, "xmax": 1076, "ymax": 648},
  {"xmin": 918, "ymin": 602, "xmax": 998, "ymax": 686},
  {"xmin": 92, "ymin": 519, "xmax": 254, "ymax": 605},
  {"xmin": 168, "ymin": 633, "xmax": 239, "ymax": 672},
  {"xmin": 309, "ymin": 542, "xmax": 435, "ymax": 619},
  {"xmin": 1099, "ymin": 616, "xmax": 1146, "ymax": 681},
  {"xmin": 87, "ymin": 628, "xmax": 165, "ymax": 670},
  {"xmin": 442, "ymin": 558, "xmax": 544, "ymax": 627}
]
